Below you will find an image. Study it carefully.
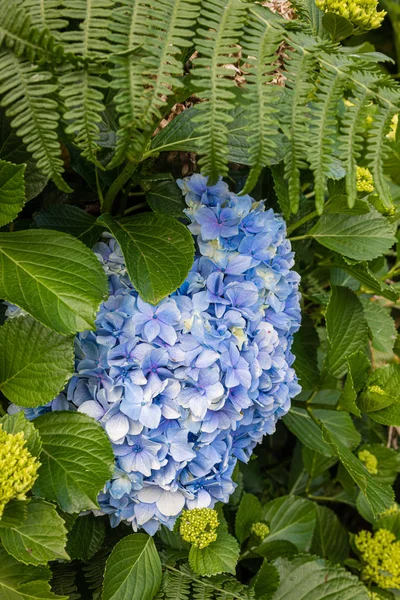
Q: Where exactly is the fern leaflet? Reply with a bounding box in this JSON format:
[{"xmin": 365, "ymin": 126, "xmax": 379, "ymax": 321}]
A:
[
  {"xmin": 50, "ymin": 562, "xmax": 81, "ymax": 600},
  {"xmin": 14, "ymin": 0, "xmax": 67, "ymax": 34},
  {"xmin": 192, "ymin": 0, "xmax": 247, "ymax": 184}
]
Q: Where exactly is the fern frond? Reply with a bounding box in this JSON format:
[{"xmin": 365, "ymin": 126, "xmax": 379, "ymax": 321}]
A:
[
  {"xmin": 50, "ymin": 562, "xmax": 81, "ymax": 600},
  {"xmin": 307, "ymin": 53, "xmax": 351, "ymax": 213},
  {"xmin": 192, "ymin": 0, "xmax": 248, "ymax": 184},
  {"xmin": 280, "ymin": 33, "xmax": 319, "ymax": 213},
  {"xmin": 59, "ymin": 0, "xmax": 112, "ymax": 164},
  {"xmin": 192, "ymin": 581, "xmax": 215, "ymax": 600},
  {"xmin": 215, "ymin": 580, "xmax": 255, "ymax": 600},
  {"xmin": 239, "ymin": 4, "xmax": 284, "ymax": 194},
  {"xmin": 0, "ymin": 0, "xmax": 65, "ymax": 63},
  {"xmin": 162, "ymin": 567, "xmax": 192, "ymax": 600},
  {"xmin": 82, "ymin": 547, "xmax": 109, "ymax": 591},
  {"xmin": 339, "ymin": 72, "xmax": 373, "ymax": 208},
  {"xmin": 14, "ymin": 0, "xmax": 67, "ymax": 34},
  {"xmin": 0, "ymin": 50, "xmax": 69, "ymax": 191},
  {"xmin": 109, "ymin": 0, "xmax": 201, "ymax": 167},
  {"xmin": 365, "ymin": 87, "xmax": 398, "ymax": 209}
]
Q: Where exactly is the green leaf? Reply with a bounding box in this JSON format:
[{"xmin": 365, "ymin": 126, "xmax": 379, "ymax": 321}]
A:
[
  {"xmin": 0, "ymin": 160, "xmax": 26, "ymax": 227},
  {"xmin": 322, "ymin": 424, "xmax": 394, "ymax": 517},
  {"xmin": 308, "ymin": 210, "xmax": 397, "ymax": 261},
  {"xmin": 66, "ymin": 514, "xmax": 105, "ymax": 562},
  {"xmin": 0, "ymin": 500, "xmax": 29, "ymax": 530},
  {"xmin": 98, "ymin": 213, "xmax": 194, "ymax": 305},
  {"xmin": 235, "ymin": 493, "xmax": 262, "ymax": 543},
  {"xmin": 33, "ymin": 412, "xmax": 114, "ymax": 513},
  {"xmin": 0, "ymin": 412, "xmax": 41, "ymax": 457},
  {"xmin": 144, "ymin": 180, "xmax": 186, "ymax": 218},
  {"xmin": 334, "ymin": 258, "xmax": 399, "ymax": 302},
  {"xmin": 374, "ymin": 512, "xmax": 400, "ymax": 538},
  {"xmin": 0, "ymin": 499, "xmax": 69, "ymax": 566},
  {"xmin": 322, "ymin": 12, "xmax": 354, "ymax": 40},
  {"xmin": 256, "ymin": 540, "xmax": 298, "ymax": 561},
  {"xmin": 102, "ymin": 533, "xmax": 162, "ymax": 600},
  {"xmin": 261, "ymin": 496, "xmax": 316, "ymax": 552},
  {"xmin": 0, "ymin": 546, "xmax": 67, "ymax": 599},
  {"xmin": 360, "ymin": 299, "xmax": 397, "ymax": 355},
  {"xmin": 358, "ymin": 364, "xmax": 400, "ymax": 418},
  {"xmin": 271, "ymin": 555, "xmax": 369, "ymax": 599},
  {"xmin": 292, "ymin": 315, "xmax": 320, "ymax": 390},
  {"xmin": 0, "ymin": 230, "xmax": 107, "ymax": 335},
  {"xmin": 33, "ymin": 206, "xmax": 102, "ymax": 248},
  {"xmin": 325, "ymin": 286, "xmax": 369, "ymax": 378},
  {"xmin": 0, "ymin": 316, "xmax": 74, "ymax": 407},
  {"xmin": 251, "ymin": 560, "xmax": 280, "ymax": 600},
  {"xmin": 188, "ymin": 532, "xmax": 239, "ymax": 577},
  {"xmin": 302, "ymin": 447, "xmax": 337, "ymax": 479},
  {"xmin": 310, "ymin": 505, "xmax": 349, "ymax": 563},
  {"xmin": 339, "ymin": 351, "xmax": 370, "ymax": 417},
  {"xmin": 359, "ymin": 444, "xmax": 400, "ymax": 485}
]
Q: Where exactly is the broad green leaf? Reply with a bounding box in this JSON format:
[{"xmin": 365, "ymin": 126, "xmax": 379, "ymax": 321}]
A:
[
  {"xmin": 309, "ymin": 210, "xmax": 396, "ymax": 261},
  {"xmin": 359, "ymin": 444, "xmax": 400, "ymax": 485},
  {"xmin": 102, "ymin": 533, "xmax": 162, "ymax": 600},
  {"xmin": 271, "ymin": 555, "xmax": 369, "ymax": 599},
  {"xmin": 292, "ymin": 315, "xmax": 320, "ymax": 390},
  {"xmin": 251, "ymin": 560, "xmax": 280, "ymax": 600},
  {"xmin": 0, "ymin": 500, "xmax": 29, "ymax": 530},
  {"xmin": 261, "ymin": 496, "xmax": 316, "ymax": 552},
  {"xmin": 0, "ymin": 412, "xmax": 41, "ymax": 457},
  {"xmin": 325, "ymin": 286, "xmax": 369, "ymax": 378},
  {"xmin": 144, "ymin": 180, "xmax": 186, "ymax": 218},
  {"xmin": 340, "ymin": 369, "xmax": 361, "ymax": 417},
  {"xmin": 271, "ymin": 163, "xmax": 290, "ymax": 220},
  {"xmin": 0, "ymin": 546, "xmax": 66, "ymax": 600},
  {"xmin": 0, "ymin": 499, "xmax": 69, "ymax": 566},
  {"xmin": 322, "ymin": 425, "xmax": 394, "ymax": 517},
  {"xmin": 358, "ymin": 364, "xmax": 400, "ymax": 417},
  {"xmin": 322, "ymin": 12, "xmax": 354, "ymax": 40},
  {"xmin": 335, "ymin": 258, "xmax": 399, "ymax": 301},
  {"xmin": 360, "ymin": 299, "xmax": 397, "ymax": 355},
  {"xmin": 33, "ymin": 206, "xmax": 102, "ymax": 248},
  {"xmin": 0, "ymin": 160, "xmax": 26, "ymax": 227},
  {"xmin": 0, "ymin": 316, "xmax": 74, "ymax": 407},
  {"xmin": 339, "ymin": 351, "xmax": 370, "ymax": 417},
  {"xmin": 188, "ymin": 532, "xmax": 239, "ymax": 577},
  {"xmin": 235, "ymin": 493, "xmax": 262, "ymax": 543},
  {"xmin": 256, "ymin": 540, "xmax": 298, "ymax": 561},
  {"xmin": 310, "ymin": 505, "xmax": 349, "ymax": 563},
  {"xmin": 99, "ymin": 213, "xmax": 194, "ymax": 305},
  {"xmin": 66, "ymin": 514, "xmax": 105, "ymax": 562},
  {"xmin": 33, "ymin": 412, "xmax": 114, "ymax": 513},
  {"xmin": 302, "ymin": 447, "xmax": 337, "ymax": 479},
  {"xmin": 0, "ymin": 230, "xmax": 107, "ymax": 335}
]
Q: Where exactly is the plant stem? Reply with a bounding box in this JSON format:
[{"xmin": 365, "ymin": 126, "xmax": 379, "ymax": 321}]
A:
[
  {"xmin": 287, "ymin": 210, "xmax": 318, "ymax": 235},
  {"xmin": 102, "ymin": 161, "xmax": 137, "ymax": 214},
  {"xmin": 124, "ymin": 202, "xmax": 148, "ymax": 215},
  {"xmin": 307, "ymin": 494, "xmax": 340, "ymax": 503},
  {"xmin": 289, "ymin": 234, "xmax": 310, "ymax": 242}
]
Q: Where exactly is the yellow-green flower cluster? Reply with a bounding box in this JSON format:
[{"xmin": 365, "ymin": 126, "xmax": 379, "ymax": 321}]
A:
[
  {"xmin": 251, "ymin": 522, "xmax": 270, "ymax": 541},
  {"xmin": 315, "ymin": 0, "xmax": 386, "ymax": 31},
  {"xmin": 380, "ymin": 503, "xmax": 399, "ymax": 518},
  {"xmin": 0, "ymin": 426, "xmax": 40, "ymax": 518},
  {"xmin": 355, "ymin": 529, "xmax": 400, "ymax": 589},
  {"xmin": 369, "ymin": 593, "xmax": 384, "ymax": 600},
  {"xmin": 356, "ymin": 167, "xmax": 374, "ymax": 193},
  {"xmin": 180, "ymin": 508, "xmax": 219, "ymax": 549},
  {"xmin": 358, "ymin": 449, "xmax": 378, "ymax": 475}
]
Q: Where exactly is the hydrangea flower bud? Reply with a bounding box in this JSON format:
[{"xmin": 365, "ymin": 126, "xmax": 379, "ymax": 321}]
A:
[
  {"xmin": 358, "ymin": 449, "xmax": 378, "ymax": 475},
  {"xmin": 315, "ymin": 0, "xmax": 386, "ymax": 31},
  {"xmin": 180, "ymin": 508, "xmax": 219, "ymax": 548},
  {"xmin": 356, "ymin": 167, "xmax": 374, "ymax": 193},
  {"xmin": 251, "ymin": 521, "xmax": 270, "ymax": 540},
  {"xmin": 356, "ymin": 529, "xmax": 400, "ymax": 589},
  {"xmin": 0, "ymin": 426, "xmax": 40, "ymax": 518}
]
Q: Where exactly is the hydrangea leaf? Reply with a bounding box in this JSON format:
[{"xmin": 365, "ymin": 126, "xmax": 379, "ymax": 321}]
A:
[
  {"xmin": 308, "ymin": 209, "xmax": 397, "ymax": 261},
  {"xmin": 66, "ymin": 513, "xmax": 105, "ymax": 562},
  {"xmin": 358, "ymin": 364, "xmax": 400, "ymax": 417},
  {"xmin": 322, "ymin": 12, "xmax": 354, "ymax": 40},
  {"xmin": 98, "ymin": 213, "xmax": 194, "ymax": 305},
  {"xmin": 310, "ymin": 505, "xmax": 349, "ymax": 563},
  {"xmin": 189, "ymin": 532, "xmax": 240, "ymax": 576},
  {"xmin": 0, "ymin": 412, "xmax": 42, "ymax": 457},
  {"xmin": 0, "ymin": 160, "xmax": 26, "ymax": 227},
  {"xmin": 271, "ymin": 555, "xmax": 369, "ymax": 599},
  {"xmin": 102, "ymin": 533, "xmax": 162, "ymax": 600},
  {"xmin": 0, "ymin": 316, "xmax": 74, "ymax": 408},
  {"xmin": 360, "ymin": 299, "xmax": 397, "ymax": 355},
  {"xmin": 302, "ymin": 447, "xmax": 338, "ymax": 479},
  {"xmin": 0, "ymin": 500, "xmax": 29, "ymax": 530},
  {"xmin": 359, "ymin": 444, "xmax": 400, "ymax": 486},
  {"xmin": 0, "ymin": 499, "xmax": 69, "ymax": 566},
  {"xmin": 0, "ymin": 546, "xmax": 66, "ymax": 600},
  {"xmin": 33, "ymin": 205, "xmax": 102, "ymax": 248},
  {"xmin": 325, "ymin": 286, "xmax": 369, "ymax": 378},
  {"xmin": 33, "ymin": 412, "xmax": 114, "ymax": 514},
  {"xmin": 261, "ymin": 496, "xmax": 316, "ymax": 552},
  {"xmin": 144, "ymin": 179, "xmax": 186, "ymax": 218},
  {"xmin": 0, "ymin": 230, "xmax": 108, "ymax": 335},
  {"xmin": 251, "ymin": 559, "xmax": 280, "ymax": 599},
  {"xmin": 235, "ymin": 493, "xmax": 262, "ymax": 543},
  {"xmin": 292, "ymin": 314, "xmax": 320, "ymax": 390}
]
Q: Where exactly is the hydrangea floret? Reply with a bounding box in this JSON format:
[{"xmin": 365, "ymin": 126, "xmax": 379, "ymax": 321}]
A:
[
  {"xmin": 0, "ymin": 426, "xmax": 40, "ymax": 518},
  {"xmin": 251, "ymin": 521, "xmax": 270, "ymax": 541},
  {"xmin": 358, "ymin": 449, "xmax": 378, "ymax": 475},
  {"xmin": 315, "ymin": 0, "xmax": 386, "ymax": 31},
  {"xmin": 355, "ymin": 529, "xmax": 400, "ymax": 589},
  {"xmin": 356, "ymin": 166, "xmax": 375, "ymax": 193},
  {"xmin": 180, "ymin": 507, "xmax": 219, "ymax": 548},
  {"xmin": 10, "ymin": 174, "xmax": 301, "ymax": 535}
]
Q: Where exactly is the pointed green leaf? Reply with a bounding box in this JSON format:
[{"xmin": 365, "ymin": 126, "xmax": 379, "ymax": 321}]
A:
[
  {"xmin": 0, "ymin": 412, "xmax": 41, "ymax": 457},
  {"xmin": 261, "ymin": 496, "xmax": 316, "ymax": 552},
  {"xmin": 189, "ymin": 532, "xmax": 239, "ymax": 577},
  {"xmin": 66, "ymin": 514, "xmax": 105, "ymax": 562},
  {"xmin": 310, "ymin": 505, "xmax": 349, "ymax": 563},
  {"xmin": 0, "ymin": 500, "xmax": 29, "ymax": 530},
  {"xmin": 235, "ymin": 493, "xmax": 262, "ymax": 543},
  {"xmin": 33, "ymin": 206, "xmax": 102, "ymax": 248},
  {"xmin": 144, "ymin": 180, "xmax": 186, "ymax": 218},
  {"xmin": 0, "ymin": 160, "xmax": 26, "ymax": 227}
]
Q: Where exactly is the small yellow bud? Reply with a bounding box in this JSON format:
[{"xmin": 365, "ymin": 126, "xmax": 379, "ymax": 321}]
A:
[
  {"xmin": 180, "ymin": 508, "xmax": 219, "ymax": 549},
  {"xmin": 358, "ymin": 449, "xmax": 378, "ymax": 475},
  {"xmin": 356, "ymin": 167, "xmax": 374, "ymax": 193},
  {"xmin": 251, "ymin": 522, "xmax": 270, "ymax": 540},
  {"xmin": 355, "ymin": 529, "xmax": 400, "ymax": 589},
  {"xmin": 0, "ymin": 425, "xmax": 40, "ymax": 518}
]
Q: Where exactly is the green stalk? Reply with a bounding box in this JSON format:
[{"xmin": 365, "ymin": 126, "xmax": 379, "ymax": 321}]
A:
[{"xmin": 102, "ymin": 161, "xmax": 138, "ymax": 214}]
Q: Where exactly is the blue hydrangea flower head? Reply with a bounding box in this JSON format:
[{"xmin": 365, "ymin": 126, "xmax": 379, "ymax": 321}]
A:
[{"xmin": 11, "ymin": 174, "xmax": 301, "ymax": 535}]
